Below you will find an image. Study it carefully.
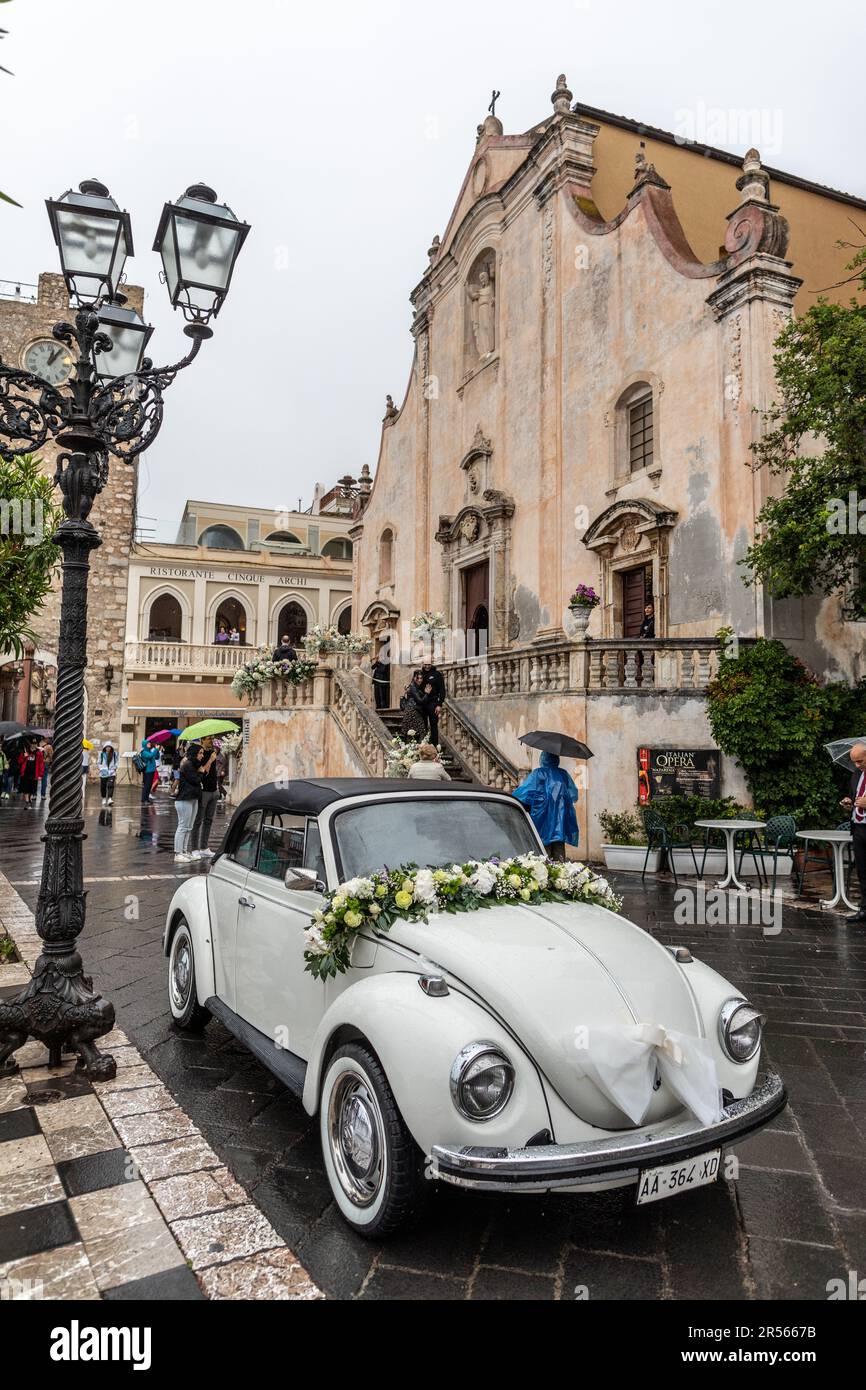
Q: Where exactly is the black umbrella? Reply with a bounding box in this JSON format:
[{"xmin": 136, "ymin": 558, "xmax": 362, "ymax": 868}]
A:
[
  {"xmin": 0, "ymin": 720, "xmax": 25, "ymax": 739},
  {"xmin": 1, "ymin": 725, "xmax": 50, "ymax": 743},
  {"xmin": 519, "ymin": 730, "xmax": 594, "ymax": 759}
]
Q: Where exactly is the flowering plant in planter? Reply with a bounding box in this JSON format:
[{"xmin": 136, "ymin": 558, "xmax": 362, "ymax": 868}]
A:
[
  {"xmin": 569, "ymin": 584, "xmax": 601, "ymax": 609},
  {"xmin": 231, "ymin": 651, "xmax": 317, "ymax": 698},
  {"xmin": 303, "ymin": 853, "xmax": 622, "ymax": 979},
  {"xmin": 302, "ymin": 626, "xmax": 372, "ymax": 656},
  {"xmin": 411, "ymin": 611, "xmax": 447, "ymax": 638}
]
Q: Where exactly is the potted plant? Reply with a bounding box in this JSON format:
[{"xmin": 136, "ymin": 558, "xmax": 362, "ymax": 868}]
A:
[
  {"xmin": 598, "ymin": 809, "xmax": 659, "ymax": 872},
  {"xmin": 567, "ymin": 584, "xmax": 600, "ymax": 638}
]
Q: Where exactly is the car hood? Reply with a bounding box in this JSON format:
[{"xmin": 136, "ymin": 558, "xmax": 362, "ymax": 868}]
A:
[{"xmin": 386, "ymin": 901, "xmax": 703, "ymax": 1128}]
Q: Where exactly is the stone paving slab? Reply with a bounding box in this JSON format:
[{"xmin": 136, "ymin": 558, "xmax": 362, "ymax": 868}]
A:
[
  {"xmin": 0, "ymin": 868, "xmax": 320, "ymax": 1302},
  {"xmin": 1, "ymin": 787, "xmax": 865, "ymax": 1301}
]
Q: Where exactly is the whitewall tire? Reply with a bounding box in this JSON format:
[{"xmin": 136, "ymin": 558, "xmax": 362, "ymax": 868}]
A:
[
  {"xmin": 320, "ymin": 1042, "xmax": 427, "ymax": 1236},
  {"xmin": 168, "ymin": 917, "xmax": 210, "ymax": 1031}
]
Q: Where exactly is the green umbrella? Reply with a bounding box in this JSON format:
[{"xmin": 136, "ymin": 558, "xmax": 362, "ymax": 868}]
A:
[{"xmin": 178, "ymin": 719, "xmax": 240, "ymax": 741}]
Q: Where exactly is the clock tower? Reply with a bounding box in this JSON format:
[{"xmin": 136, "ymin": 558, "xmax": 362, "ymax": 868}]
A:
[{"xmin": 0, "ymin": 271, "xmax": 145, "ymax": 749}]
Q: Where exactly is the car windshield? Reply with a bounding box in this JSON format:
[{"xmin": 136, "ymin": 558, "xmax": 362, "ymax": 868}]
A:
[{"xmin": 332, "ymin": 796, "xmax": 539, "ymax": 879}]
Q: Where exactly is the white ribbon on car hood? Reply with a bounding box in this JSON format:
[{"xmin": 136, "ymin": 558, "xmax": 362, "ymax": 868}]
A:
[{"xmin": 579, "ymin": 1022, "xmax": 723, "ymax": 1128}]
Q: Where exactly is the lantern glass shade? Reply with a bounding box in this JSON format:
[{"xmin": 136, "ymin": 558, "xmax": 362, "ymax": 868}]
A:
[
  {"xmin": 46, "ymin": 180, "xmax": 133, "ymax": 304},
  {"xmin": 153, "ymin": 184, "xmax": 248, "ymax": 323},
  {"xmin": 96, "ymin": 299, "xmax": 154, "ymax": 378}
]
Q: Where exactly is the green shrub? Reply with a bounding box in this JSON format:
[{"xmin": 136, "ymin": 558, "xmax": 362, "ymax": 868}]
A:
[
  {"xmin": 598, "ymin": 809, "xmax": 645, "ymax": 845},
  {"xmin": 706, "ymin": 638, "xmax": 866, "ymax": 826}
]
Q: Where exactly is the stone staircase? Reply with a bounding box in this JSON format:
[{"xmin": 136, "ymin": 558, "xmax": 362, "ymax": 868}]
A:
[{"xmin": 377, "ymin": 709, "xmax": 475, "ymax": 784}]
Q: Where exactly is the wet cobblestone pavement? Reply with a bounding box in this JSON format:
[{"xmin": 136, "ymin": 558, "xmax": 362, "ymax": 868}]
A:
[{"xmin": 2, "ymin": 785, "xmax": 865, "ymax": 1300}]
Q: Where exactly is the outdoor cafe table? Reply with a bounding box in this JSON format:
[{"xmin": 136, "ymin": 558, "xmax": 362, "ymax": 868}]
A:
[
  {"xmin": 693, "ymin": 819, "xmax": 767, "ymax": 892},
  {"xmin": 795, "ymin": 828, "xmax": 856, "ymax": 912}
]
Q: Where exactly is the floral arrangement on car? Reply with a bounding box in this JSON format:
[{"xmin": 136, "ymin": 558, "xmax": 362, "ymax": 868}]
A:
[
  {"xmin": 230, "ymin": 648, "xmax": 317, "ymax": 698},
  {"xmin": 568, "ymin": 584, "xmax": 601, "ymax": 609},
  {"xmin": 384, "ymin": 735, "xmax": 443, "ymax": 777},
  {"xmin": 303, "ymin": 854, "xmax": 621, "ymax": 979}
]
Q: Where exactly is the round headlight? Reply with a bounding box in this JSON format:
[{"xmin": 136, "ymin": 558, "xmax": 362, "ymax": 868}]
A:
[
  {"xmin": 718, "ymin": 998, "xmax": 764, "ymax": 1062},
  {"xmin": 450, "ymin": 1042, "xmax": 515, "ymax": 1120}
]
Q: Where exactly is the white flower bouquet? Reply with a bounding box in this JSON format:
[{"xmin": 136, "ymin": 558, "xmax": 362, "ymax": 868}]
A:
[{"xmin": 304, "ymin": 852, "xmax": 622, "ymax": 979}]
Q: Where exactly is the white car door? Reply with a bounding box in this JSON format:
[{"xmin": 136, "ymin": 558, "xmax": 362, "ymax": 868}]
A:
[
  {"xmin": 207, "ymin": 808, "xmax": 263, "ymax": 1011},
  {"xmin": 235, "ymin": 810, "xmax": 329, "ymax": 1059}
]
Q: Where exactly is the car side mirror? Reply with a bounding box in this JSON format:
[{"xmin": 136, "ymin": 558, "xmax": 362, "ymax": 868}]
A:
[{"xmin": 284, "ymin": 867, "xmax": 323, "ymax": 892}]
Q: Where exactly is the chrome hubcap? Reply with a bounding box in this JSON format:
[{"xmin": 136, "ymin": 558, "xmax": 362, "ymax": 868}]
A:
[
  {"xmin": 170, "ymin": 934, "xmax": 192, "ymax": 1010},
  {"xmin": 328, "ymin": 1070, "xmax": 385, "ymax": 1207}
]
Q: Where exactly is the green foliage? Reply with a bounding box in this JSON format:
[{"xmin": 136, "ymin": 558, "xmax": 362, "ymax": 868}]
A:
[
  {"xmin": 706, "ymin": 638, "xmax": 866, "ymax": 826},
  {"xmin": 744, "ymin": 248, "xmax": 866, "ymax": 611},
  {"xmin": 597, "ymin": 809, "xmax": 645, "ymax": 845},
  {"xmin": 0, "ymin": 454, "xmax": 62, "ymax": 657}
]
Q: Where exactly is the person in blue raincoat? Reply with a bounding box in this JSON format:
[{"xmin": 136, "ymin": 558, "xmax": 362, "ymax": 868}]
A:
[{"xmin": 512, "ymin": 751, "xmax": 579, "ymax": 860}]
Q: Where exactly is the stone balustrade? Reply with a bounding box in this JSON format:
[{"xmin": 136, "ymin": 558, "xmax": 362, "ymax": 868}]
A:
[
  {"xmin": 442, "ymin": 636, "xmax": 740, "ymax": 699},
  {"xmin": 124, "ymin": 641, "xmax": 248, "ymax": 673}
]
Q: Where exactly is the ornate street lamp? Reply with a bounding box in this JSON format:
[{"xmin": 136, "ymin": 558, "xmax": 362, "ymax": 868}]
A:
[
  {"xmin": 95, "ymin": 295, "xmax": 154, "ymax": 379},
  {"xmin": 0, "ymin": 179, "xmax": 249, "ymax": 1080}
]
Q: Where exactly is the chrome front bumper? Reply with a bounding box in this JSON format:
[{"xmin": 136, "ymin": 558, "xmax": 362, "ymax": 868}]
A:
[{"xmin": 429, "ymin": 1072, "xmax": 786, "ymax": 1193}]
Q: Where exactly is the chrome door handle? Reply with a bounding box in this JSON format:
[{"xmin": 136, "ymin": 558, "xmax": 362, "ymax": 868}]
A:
[{"xmin": 238, "ymin": 895, "xmax": 255, "ymax": 909}]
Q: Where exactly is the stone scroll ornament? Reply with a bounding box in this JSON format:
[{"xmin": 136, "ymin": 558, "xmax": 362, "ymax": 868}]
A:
[{"xmin": 0, "ymin": 310, "xmax": 210, "ymax": 1080}]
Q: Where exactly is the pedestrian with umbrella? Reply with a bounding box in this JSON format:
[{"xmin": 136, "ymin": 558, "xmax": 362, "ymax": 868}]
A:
[
  {"xmin": 513, "ymin": 732, "xmax": 592, "ymax": 861},
  {"xmin": 18, "ymin": 740, "xmax": 44, "ymax": 807},
  {"xmin": 0, "ymin": 739, "xmax": 12, "ymax": 800},
  {"xmin": 827, "ymin": 737, "xmax": 866, "ymax": 923},
  {"xmin": 136, "ymin": 737, "xmax": 160, "ymax": 805},
  {"xmin": 174, "ymin": 721, "xmax": 237, "ymax": 862}
]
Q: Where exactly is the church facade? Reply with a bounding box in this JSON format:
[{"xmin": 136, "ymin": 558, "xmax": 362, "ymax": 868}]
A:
[{"xmin": 350, "ymin": 81, "xmax": 866, "ymax": 846}]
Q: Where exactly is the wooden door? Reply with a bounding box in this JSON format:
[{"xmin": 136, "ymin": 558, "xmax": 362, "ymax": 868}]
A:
[
  {"xmin": 622, "ymin": 567, "xmax": 647, "ymax": 637},
  {"xmin": 462, "ymin": 561, "xmax": 489, "ymax": 652}
]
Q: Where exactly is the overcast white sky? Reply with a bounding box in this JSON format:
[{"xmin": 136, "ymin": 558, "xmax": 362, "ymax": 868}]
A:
[{"xmin": 3, "ymin": 0, "xmax": 865, "ymax": 538}]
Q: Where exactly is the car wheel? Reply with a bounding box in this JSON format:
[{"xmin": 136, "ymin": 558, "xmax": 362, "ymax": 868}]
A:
[
  {"xmin": 320, "ymin": 1042, "xmax": 427, "ymax": 1236},
  {"xmin": 168, "ymin": 917, "xmax": 210, "ymax": 1031}
]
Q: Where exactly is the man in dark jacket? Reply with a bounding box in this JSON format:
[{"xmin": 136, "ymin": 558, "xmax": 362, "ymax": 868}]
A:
[
  {"xmin": 841, "ymin": 742, "xmax": 866, "ymax": 923},
  {"xmin": 420, "ymin": 661, "xmax": 445, "ymax": 745},
  {"xmin": 371, "ymin": 649, "xmax": 391, "ymax": 711},
  {"xmin": 272, "ymin": 634, "xmax": 297, "ymax": 663}
]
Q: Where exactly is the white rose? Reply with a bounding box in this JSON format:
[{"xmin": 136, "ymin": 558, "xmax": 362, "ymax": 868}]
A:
[
  {"xmin": 304, "ymin": 925, "xmax": 329, "ymax": 956},
  {"xmin": 469, "ymin": 864, "xmax": 497, "ymax": 895},
  {"xmin": 413, "ymin": 869, "xmax": 437, "ymax": 904}
]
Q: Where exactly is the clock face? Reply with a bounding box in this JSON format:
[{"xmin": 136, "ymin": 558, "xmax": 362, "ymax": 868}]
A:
[{"xmin": 23, "ymin": 338, "xmax": 75, "ymax": 386}]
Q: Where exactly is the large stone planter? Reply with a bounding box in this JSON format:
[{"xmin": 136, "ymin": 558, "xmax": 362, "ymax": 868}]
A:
[
  {"xmin": 671, "ymin": 847, "xmax": 726, "ymax": 877},
  {"xmin": 601, "ymin": 844, "xmax": 660, "ymax": 873}
]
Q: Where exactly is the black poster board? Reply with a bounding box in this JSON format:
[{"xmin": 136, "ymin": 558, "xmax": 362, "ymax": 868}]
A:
[{"xmin": 638, "ymin": 746, "xmax": 721, "ymax": 801}]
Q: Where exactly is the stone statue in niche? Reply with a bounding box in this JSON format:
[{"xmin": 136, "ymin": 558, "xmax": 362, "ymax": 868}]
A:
[{"xmin": 468, "ymin": 259, "xmax": 496, "ymax": 359}]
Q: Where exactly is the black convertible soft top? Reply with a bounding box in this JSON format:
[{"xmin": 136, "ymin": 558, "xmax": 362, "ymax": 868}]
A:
[{"xmin": 229, "ymin": 777, "xmax": 512, "ymax": 821}]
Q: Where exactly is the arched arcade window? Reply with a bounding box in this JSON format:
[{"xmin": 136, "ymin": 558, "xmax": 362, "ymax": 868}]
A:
[
  {"xmin": 148, "ymin": 594, "xmax": 183, "ymax": 642},
  {"xmin": 321, "ymin": 538, "xmax": 353, "ymax": 560},
  {"xmin": 275, "ymin": 600, "xmax": 308, "ymax": 649},
  {"xmin": 263, "ymin": 531, "xmax": 302, "ymax": 545},
  {"xmin": 198, "ymin": 525, "xmax": 245, "ymax": 550},
  {"xmin": 336, "ymin": 605, "xmax": 352, "ymax": 636},
  {"xmin": 213, "ymin": 597, "xmax": 249, "ymax": 644}
]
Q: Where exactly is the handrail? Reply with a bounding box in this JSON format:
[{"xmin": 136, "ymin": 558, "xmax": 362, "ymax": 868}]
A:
[
  {"xmin": 330, "ymin": 667, "xmax": 394, "ymax": 776},
  {"xmin": 440, "ymin": 698, "xmax": 524, "ymax": 791}
]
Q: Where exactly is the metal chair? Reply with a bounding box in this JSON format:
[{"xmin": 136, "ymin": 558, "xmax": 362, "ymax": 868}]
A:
[
  {"xmin": 640, "ymin": 808, "xmax": 700, "ymax": 884},
  {"xmin": 740, "ymin": 814, "xmax": 796, "ymax": 895}
]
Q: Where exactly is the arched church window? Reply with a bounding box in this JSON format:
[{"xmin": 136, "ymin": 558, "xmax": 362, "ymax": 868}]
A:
[{"xmin": 378, "ymin": 529, "xmax": 394, "ymax": 586}]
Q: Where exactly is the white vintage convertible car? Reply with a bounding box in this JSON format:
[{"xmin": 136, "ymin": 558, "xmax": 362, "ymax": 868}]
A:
[{"xmin": 163, "ymin": 779, "xmax": 786, "ymax": 1235}]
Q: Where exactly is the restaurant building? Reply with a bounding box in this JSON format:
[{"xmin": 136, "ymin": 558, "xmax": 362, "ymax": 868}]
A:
[{"xmin": 120, "ymin": 494, "xmax": 355, "ymax": 752}]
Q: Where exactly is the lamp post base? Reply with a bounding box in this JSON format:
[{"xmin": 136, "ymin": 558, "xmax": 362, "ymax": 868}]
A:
[{"xmin": 0, "ymin": 951, "xmax": 116, "ymax": 1080}]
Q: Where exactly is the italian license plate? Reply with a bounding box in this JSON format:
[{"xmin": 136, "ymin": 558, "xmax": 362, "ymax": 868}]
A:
[{"xmin": 636, "ymin": 1148, "xmax": 721, "ymax": 1205}]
